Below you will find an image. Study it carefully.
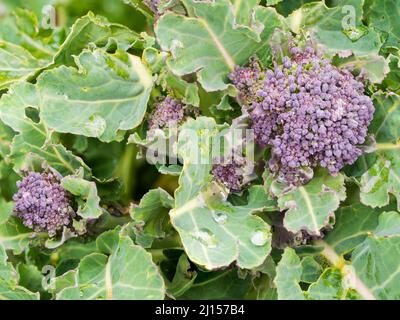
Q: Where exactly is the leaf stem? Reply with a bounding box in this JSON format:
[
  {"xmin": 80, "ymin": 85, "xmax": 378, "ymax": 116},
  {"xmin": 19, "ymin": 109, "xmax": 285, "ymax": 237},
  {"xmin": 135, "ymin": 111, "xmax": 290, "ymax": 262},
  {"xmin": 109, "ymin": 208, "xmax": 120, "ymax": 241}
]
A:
[{"xmin": 315, "ymin": 240, "xmax": 377, "ymax": 300}]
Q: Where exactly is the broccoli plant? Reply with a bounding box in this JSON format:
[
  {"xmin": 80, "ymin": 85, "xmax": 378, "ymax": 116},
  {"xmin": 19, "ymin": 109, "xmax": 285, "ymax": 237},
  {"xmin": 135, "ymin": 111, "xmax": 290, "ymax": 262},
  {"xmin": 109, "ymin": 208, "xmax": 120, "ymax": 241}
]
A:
[{"xmin": 0, "ymin": 0, "xmax": 399, "ymax": 301}]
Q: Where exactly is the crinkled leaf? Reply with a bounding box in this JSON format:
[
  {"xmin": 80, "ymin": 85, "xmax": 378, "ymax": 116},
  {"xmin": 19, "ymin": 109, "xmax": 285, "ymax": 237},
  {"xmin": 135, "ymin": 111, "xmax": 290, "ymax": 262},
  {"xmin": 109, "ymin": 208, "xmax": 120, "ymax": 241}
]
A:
[
  {"xmin": 0, "ymin": 217, "xmax": 34, "ymax": 254},
  {"xmin": 53, "ymin": 13, "xmax": 143, "ymax": 66},
  {"xmin": 0, "ymin": 9, "xmax": 60, "ymax": 89},
  {"xmin": 381, "ymin": 54, "xmax": 400, "ymax": 93},
  {"xmin": 155, "ymin": 0, "xmax": 282, "ymax": 91},
  {"xmin": 1, "ymin": 1, "xmax": 56, "ymax": 17},
  {"xmin": 300, "ymin": 256, "xmax": 322, "ymax": 283},
  {"xmin": 8, "ymin": 8, "xmax": 59, "ymax": 59},
  {"xmin": 39, "ymin": 49, "xmax": 153, "ymax": 142},
  {"xmin": 0, "ymin": 198, "xmax": 13, "ymax": 224},
  {"xmin": 16, "ymin": 264, "xmax": 44, "ymax": 294},
  {"xmin": 57, "ymin": 234, "xmax": 165, "ymax": 300},
  {"xmin": 335, "ymin": 53, "xmax": 389, "ymax": 84},
  {"xmin": 351, "ymin": 211, "xmax": 400, "ymax": 299},
  {"xmin": 47, "ymin": 270, "xmax": 77, "ymax": 295},
  {"xmin": 179, "ymin": 269, "xmax": 252, "ymax": 300},
  {"xmin": 168, "ymin": 253, "xmax": 197, "ymax": 298},
  {"xmin": 158, "ymin": 69, "xmax": 200, "ymax": 107},
  {"xmin": 0, "ymin": 244, "xmax": 18, "ymax": 285},
  {"xmin": 360, "ymin": 92, "xmax": 400, "ymax": 210},
  {"xmin": 360, "ymin": 158, "xmax": 400, "ymax": 211},
  {"xmin": 288, "ymin": 0, "xmax": 385, "ymax": 83},
  {"xmin": 269, "ymin": 169, "xmax": 346, "ymax": 235},
  {"xmin": 0, "ymin": 41, "xmax": 47, "ymax": 90},
  {"xmin": 0, "ymin": 280, "xmax": 40, "ymax": 300},
  {"xmin": 245, "ymin": 256, "xmax": 277, "ymax": 300},
  {"xmin": 324, "ymin": 204, "xmax": 381, "ymax": 255},
  {"xmin": 171, "ymin": 117, "xmax": 275, "ymax": 270},
  {"xmin": 0, "ymin": 82, "xmax": 89, "ymax": 176},
  {"xmin": 364, "ymin": 0, "xmax": 400, "ymax": 50},
  {"xmin": 274, "ymin": 248, "xmax": 305, "ymax": 300},
  {"xmin": 288, "ymin": 0, "xmax": 382, "ymax": 57},
  {"xmin": 52, "ymin": 239, "xmax": 97, "ymax": 266},
  {"xmin": 95, "ymin": 227, "xmax": 121, "ymax": 255},
  {"xmin": 130, "ymin": 188, "xmax": 174, "ymax": 245},
  {"xmin": 0, "ymin": 244, "xmax": 39, "ymax": 300},
  {"xmin": 229, "ymin": 0, "xmax": 260, "ymax": 25},
  {"xmin": 307, "ymin": 268, "xmax": 352, "ymax": 300},
  {"xmin": 62, "ymin": 171, "xmax": 104, "ymax": 219}
]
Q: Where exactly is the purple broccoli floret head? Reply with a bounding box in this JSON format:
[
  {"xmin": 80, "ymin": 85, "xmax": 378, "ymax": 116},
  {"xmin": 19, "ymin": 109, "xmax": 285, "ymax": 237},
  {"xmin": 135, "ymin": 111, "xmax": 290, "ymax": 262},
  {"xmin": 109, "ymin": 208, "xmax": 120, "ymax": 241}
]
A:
[
  {"xmin": 228, "ymin": 59, "xmax": 262, "ymax": 105},
  {"xmin": 148, "ymin": 96, "xmax": 186, "ymax": 130},
  {"xmin": 212, "ymin": 155, "xmax": 254, "ymax": 193},
  {"xmin": 233, "ymin": 43, "xmax": 374, "ymax": 185},
  {"xmin": 228, "ymin": 63, "xmax": 260, "ymax": 92},
  {"xmin": 13, "ymin": 171, "xmax": 74, "ymax": 236}
]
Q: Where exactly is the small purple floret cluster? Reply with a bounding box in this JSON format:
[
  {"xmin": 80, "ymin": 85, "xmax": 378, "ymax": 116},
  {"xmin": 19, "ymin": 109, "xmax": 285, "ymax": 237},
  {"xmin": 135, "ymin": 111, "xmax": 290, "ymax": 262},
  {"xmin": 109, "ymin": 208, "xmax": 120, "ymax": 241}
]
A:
[
  {"xmin": 13, "ymin": 171, "xmax": 74, "ymax": 236},
  {"xmin": 230, "ymin": 44, "xmax": 374, "ymax": 185},
  {"xmin": 228, "ymin": 61, "xmax": 261, "ymax": 93},
  {"xmin": 212, "ymin": 155, "xmax": 253, "ymax": 193},
  {"xmin": 148, "ymin": 96, "xmax": 186, "ymax": 130}
]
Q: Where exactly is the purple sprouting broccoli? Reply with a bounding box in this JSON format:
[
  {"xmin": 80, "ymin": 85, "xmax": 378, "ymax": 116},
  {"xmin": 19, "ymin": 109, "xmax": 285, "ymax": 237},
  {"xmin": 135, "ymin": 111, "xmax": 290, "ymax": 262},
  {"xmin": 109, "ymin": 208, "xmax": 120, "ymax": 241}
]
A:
[
  {"xmin": 13, "ymin": 171, "xmax": 74, "ymax": 236},
  {"xmin": 148, "ymin": 96, "xmax": 186, "ymax": 130},
  {"xmin": 233, "ymin": 43, "xmax": 374, "ymax": 185},
  {"xmin": 228, "ymin": 59, "xmax": 262, "ymax": 105},
  {"xmin": 212, "ymin": 154, "xmax": 255, "ymax": 193},
  {"xmin": 148, "ymin": 96, "xmax": 199, "ymax": 130}
]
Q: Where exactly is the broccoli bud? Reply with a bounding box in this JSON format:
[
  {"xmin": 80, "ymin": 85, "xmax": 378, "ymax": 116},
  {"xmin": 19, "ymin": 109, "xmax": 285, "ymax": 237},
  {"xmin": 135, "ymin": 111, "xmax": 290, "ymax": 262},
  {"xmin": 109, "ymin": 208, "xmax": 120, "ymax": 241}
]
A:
[
  {"xmin": 212, "ymin": 154, "xmax": 255, "ymax": 193},
  {"xmin": 148, "ymin": 96, "xmax": 199, "ymax": 130},
  {"xmin": 148, "ymin": 96, "xmax": 186, "ymax": 130},
  {"xmin": 233, "ymin": 43, "xmax": 374, "ymax": 185},
  {"xmin": 13, "ymin": 171, "xmax": 74, "ymax": 236}
]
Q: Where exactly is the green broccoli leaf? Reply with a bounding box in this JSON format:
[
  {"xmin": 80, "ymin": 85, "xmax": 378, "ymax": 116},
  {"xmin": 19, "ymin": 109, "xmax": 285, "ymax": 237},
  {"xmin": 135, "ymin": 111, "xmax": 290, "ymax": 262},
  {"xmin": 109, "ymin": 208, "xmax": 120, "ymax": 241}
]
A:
[
  {"xmin": 155, "ymin": 0, "xmax": 282, "ymax": 91},
  {"xmin": 360, "ymin": 92, "xmax": 400, "ymax": 210},
  {"xmin": 170, "ymin": 117, "xmax": 276, "ymax": 270},
  {"xmin": 39, "ymin": 49, "xmax": 153, "ymax": 143},
  {"xmin": 267, "ymin": 169, "xmax": 346, "ymax": 235},
  {"xmin": 57, "ymin": 233, "xmax": 165, "ymax": 300}
]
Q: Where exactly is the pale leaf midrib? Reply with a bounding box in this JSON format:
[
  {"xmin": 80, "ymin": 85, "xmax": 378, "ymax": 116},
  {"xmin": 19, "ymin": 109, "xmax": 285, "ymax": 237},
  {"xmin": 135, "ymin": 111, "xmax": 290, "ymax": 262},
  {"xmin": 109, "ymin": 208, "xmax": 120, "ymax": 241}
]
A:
[
  {"xmin": 298, "ymin": 186, "xmax": 320, "ymax": 234},
  {"xmin": 199, "ymin": 18, "xmax": 235, "ymax": 71}
]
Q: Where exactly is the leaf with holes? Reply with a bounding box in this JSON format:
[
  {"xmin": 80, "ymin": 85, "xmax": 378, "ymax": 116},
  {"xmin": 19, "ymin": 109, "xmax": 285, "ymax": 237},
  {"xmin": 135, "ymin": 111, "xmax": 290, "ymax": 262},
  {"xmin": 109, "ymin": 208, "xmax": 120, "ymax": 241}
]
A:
[
  {"xmin": 360, "ymin": 92, "xmax": 400, "ymax": 210},
  {"xmin": 268, "ymin": 169, "xmax": 346, "ymax": 235},
  {"xmin": 38, "ymin": 49, "xmax": 153, "ymax": 143},
  {"xmin": 288, "ymin": 0, "xmax": 388, "ymax": 83},
  {"xmin": 274, "ymin": 248, "xmax": 305, "ymax": 300},
  {"xmin": 364, "ymin": 0, "xmax": 400, "ymax": 50},
  {"xmin": 56, "ymin": 234, "xmax": 165, "ymax": 300},
  {"xmin": 0, "ymin": 82, "xmax": 89, "ymax": 176},
  {"xmin": 351, "ymin": 212, "xmax": 400, "ymax": 299},
  {"xmin": 170, "ymin": 117, "xmax": 276, "ymax": 270},
  {"xmin": 155, "ymin": 0, "xmax": 282, "ymax": 91}
]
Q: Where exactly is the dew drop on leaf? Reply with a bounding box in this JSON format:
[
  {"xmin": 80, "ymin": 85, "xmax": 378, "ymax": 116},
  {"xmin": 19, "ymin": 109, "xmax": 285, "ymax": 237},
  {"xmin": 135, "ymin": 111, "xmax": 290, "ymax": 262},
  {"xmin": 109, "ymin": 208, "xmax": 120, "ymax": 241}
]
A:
[
  {"xmin": 191, "ymin": 228, "xmax": 218, "ymax": 248},
  {"xmin": 342, "ymin": 26, "xmax": 368, "ymax": 42},
  {"xmin": 251, "ymin": 229, "xmax": 270, "ymax": 246},
  {"xmin": 211, "ymin": 211, "xmax": 227, "ymax": 225}
]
